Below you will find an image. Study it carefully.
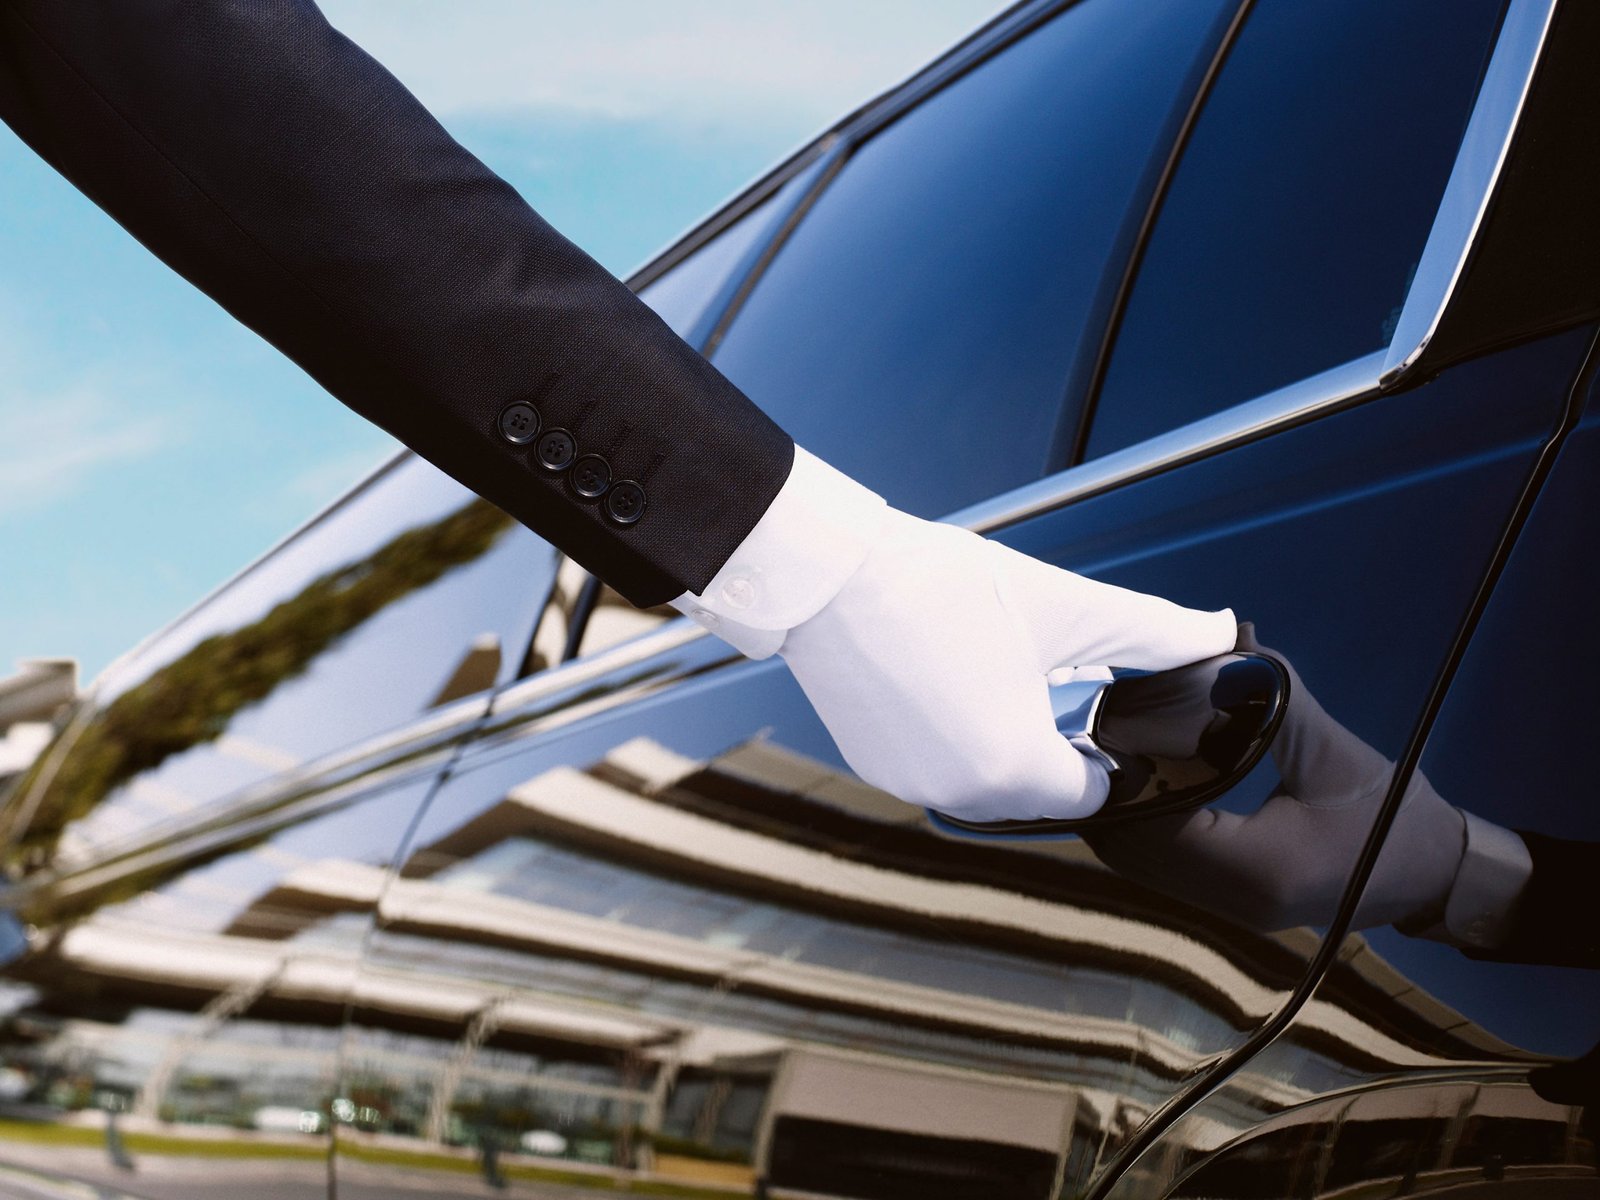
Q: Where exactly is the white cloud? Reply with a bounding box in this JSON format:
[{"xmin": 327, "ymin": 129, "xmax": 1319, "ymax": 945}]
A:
[
  {"xmin": 319, "ymin": 1, "xmax": 1007, "ymax": 130},
  {"xmin": 0, "ymin": 381, "xmax": 170, "ymax": 520}
]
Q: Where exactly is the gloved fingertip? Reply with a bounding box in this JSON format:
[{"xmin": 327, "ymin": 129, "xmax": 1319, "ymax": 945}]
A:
[
  {"xmin": 1078, "ymin": 750, "xmax": 1112, "ymax": 813},
  {"xmin": 1030, "ymin": 735, "xmax": 1110, "ymax": 820}
]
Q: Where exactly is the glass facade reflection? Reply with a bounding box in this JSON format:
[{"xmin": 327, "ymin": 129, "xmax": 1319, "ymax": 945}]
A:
[
  {"xmin": 336, "ymin": 729, "xmax": 1258, "ymax": 1194},
  {"xmin": 329, "ymin": 638, "xmax": 1567, "ymax": 1199},
  {"xmin": 0, "ymin": 763, "xmax": 445, "ymax": 1197}
]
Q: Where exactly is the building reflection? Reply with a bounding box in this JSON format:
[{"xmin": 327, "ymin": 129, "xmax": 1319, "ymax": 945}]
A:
[{"xmin": 0, "ymin": 719, "xmax": 1586, "ymax": 1198}]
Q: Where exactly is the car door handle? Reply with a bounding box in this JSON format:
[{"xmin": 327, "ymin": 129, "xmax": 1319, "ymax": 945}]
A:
[{"xmin": 929, "ymin": 651, "xmax": 1290, "ymax": 838}]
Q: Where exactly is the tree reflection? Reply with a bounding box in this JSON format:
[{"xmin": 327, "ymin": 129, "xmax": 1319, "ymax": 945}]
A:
[{"xmin": 7, "ymin": 499, "xmax": 512, "ymax": 869}]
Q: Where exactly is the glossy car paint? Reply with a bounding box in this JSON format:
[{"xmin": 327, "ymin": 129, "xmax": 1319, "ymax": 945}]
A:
[
  {"xmin": 0, "ymin": 0, "xmax": 1593, "ymax": 1198},
  {"xmin": 1102, "ymin": 349, "xmax": 1600, "ymax": 1200}
]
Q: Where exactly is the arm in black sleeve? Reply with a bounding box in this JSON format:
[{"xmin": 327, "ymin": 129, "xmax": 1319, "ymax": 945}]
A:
[
  {"xmin": 0, "ymin": 0, "xmax": 793, "ymax": 606},
  {"xmin": 0, "ymin": 1, "xmax": 1252, "ymax": 828},
  {"xmin": 1465, "ymin": 831, "xmax": 1600, "ymax": 969}
]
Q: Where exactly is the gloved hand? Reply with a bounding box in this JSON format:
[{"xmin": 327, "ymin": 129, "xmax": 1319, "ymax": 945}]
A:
[
  {"xmin": 779, "ymin": 510, "xmax": 1238, "ymax": 821},
  {"xmin": 673, "ymin": 449, "xmax": 1236, "ymax": 822},
  {"xmin": 1082, "ymin": 625, "xmax": 1528, "ymax": 946}
]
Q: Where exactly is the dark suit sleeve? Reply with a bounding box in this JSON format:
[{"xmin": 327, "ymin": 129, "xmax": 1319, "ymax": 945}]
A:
[
  {"xmin": 0, "ymin": 0, "xmax": 793, "ymax": 606},
  {"xmin": 1465, "ymin": 831, "xmax": 1600, "ymax": 969}
]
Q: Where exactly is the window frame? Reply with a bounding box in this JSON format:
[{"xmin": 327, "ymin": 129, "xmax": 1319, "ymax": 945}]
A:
[
  {"xmin": 1066, "ymin": 0, "xmax": 1521, "ymax": 464},
  {"xmin": 950, "ymin": 0, "xmax": 1558, "ymax": 537}
]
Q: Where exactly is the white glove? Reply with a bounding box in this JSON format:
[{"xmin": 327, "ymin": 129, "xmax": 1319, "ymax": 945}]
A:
[{"xmin": 672, "ymin": 447, "xmax": 1237, "ymax": 822}]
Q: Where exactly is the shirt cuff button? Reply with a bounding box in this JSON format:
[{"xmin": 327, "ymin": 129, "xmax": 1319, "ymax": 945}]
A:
[{"xmin": 720, "ymin": 577, "xmax": 757, "ymax": 610}]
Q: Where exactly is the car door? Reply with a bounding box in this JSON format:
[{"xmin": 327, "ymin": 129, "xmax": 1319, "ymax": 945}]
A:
[
  {"xmin": 1097, "ymin": 0, "xmax": 1600, "ymax": 1194},
  {"xmin": 0, "ymin": 452, "xmax": 561, "ymax": 1197},
  {"xmin": 319, "ymin": 2, "xmax": 1583, "ymax": 1199},
  {"xmin": 1127, "ymin": 364, "xmax": 1600, "ymax": 1200},
  {"xmin": 318, "ymin": 0, "xmax": 1433, "ymax": 1196}
]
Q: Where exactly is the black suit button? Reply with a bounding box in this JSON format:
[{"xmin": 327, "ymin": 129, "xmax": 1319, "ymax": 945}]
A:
[
  {"xmin": 570, "ymin": 454, "xmax": 611, "ymax": 499},
  {"xmin": 536, "ymin": 428, "xmax": 576, "ymax": 471},
  {"xmin": 497, "ymin": 401, "xmax": 540, "ymax": 445},
  {"xmin": 606, "ymin": 481, "xmax": 646, "ymax": 525}
]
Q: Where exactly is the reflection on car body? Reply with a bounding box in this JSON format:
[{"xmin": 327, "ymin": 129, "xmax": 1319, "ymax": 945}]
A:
[{"xmin": 0, "ymin": 0, "xmax": 1596, "ymax": 1197}]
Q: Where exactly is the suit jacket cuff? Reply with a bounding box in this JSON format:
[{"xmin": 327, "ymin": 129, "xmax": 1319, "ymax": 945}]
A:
[{"xmin": 669, "ymin": 446, "xmax": 888, "ymax": 659}]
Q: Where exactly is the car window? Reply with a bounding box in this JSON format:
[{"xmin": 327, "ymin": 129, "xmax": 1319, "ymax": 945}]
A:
[
  {"xmin": 633, "ymin": 175, "xmax": 802, "ymax": 344},
  {"xmin": 7, "ymin": 454, "xmax": 559, "ymax": 872},
  {"xmin": 707, "ymin": 0, "xmax": 1237, "ymax": 519},
  {"xmin": 572, "ymin": 580, "xmax": 678, "ymax": 661},
  {"xmin": 1084, "ymin": 0, "xmax": 1506, "ymax": 459}
]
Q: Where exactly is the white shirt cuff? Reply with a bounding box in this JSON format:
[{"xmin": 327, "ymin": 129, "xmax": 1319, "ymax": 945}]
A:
[
  {"xmin": 669, "ymin": 445, "xmax": 888, "ymax": 659},
  {"xmin": 1440, "ymin": 811, "xmax": 1534, "ymax": 949},
  {"xmin": 1408, "ymin": 810, "xmax": 1534, "ymax": 949}
]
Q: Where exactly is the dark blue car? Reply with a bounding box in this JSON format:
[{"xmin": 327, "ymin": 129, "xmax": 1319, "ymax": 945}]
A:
[{"xmin": 0, "ymin": 0, "xmax": 1595, "ymax": 1196}]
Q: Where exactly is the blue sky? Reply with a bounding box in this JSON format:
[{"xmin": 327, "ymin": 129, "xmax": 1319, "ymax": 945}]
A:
[{"xmin": 0, "ymin": 1, "xmax": 1006, "ymax": 684}]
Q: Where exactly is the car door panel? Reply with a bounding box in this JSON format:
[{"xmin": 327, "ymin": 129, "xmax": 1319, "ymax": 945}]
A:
[
  {"xmin": 1109, "ymin": 354, "xmax": 1600, "ymax": 1199},
  {"xmin": 1004, "ymin": 329, "xmax": 1585, "ymax": 775},
  {"xmin": 314, "ymin": 328, "xmax": 1584, "ymax": 1200}
]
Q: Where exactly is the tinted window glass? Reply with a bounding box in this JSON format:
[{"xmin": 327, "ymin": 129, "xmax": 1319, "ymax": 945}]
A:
[
  {"xmin": 1086, "ymin": 0, "xmax": 1505, "ymax": 458},
  {"xmin": 634, "ymin": 171, "xmax": 806, "ymax": 342},
  {"xmin": 8, "ymin": 455, "xmax": 558, "ymax": 870},
  {"xmin": 709, "ymin": 0, "xmax": 1235, "ymax": 518}
]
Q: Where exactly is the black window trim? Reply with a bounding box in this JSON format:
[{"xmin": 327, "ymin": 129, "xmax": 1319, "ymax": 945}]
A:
[
  {"xmin": 624, "ymin": 0, "xmax": 1089, "ymax": 306},
  {"xmin": 1063, "ymin": 0, "xmax": 1256, "ymax": 466}
]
